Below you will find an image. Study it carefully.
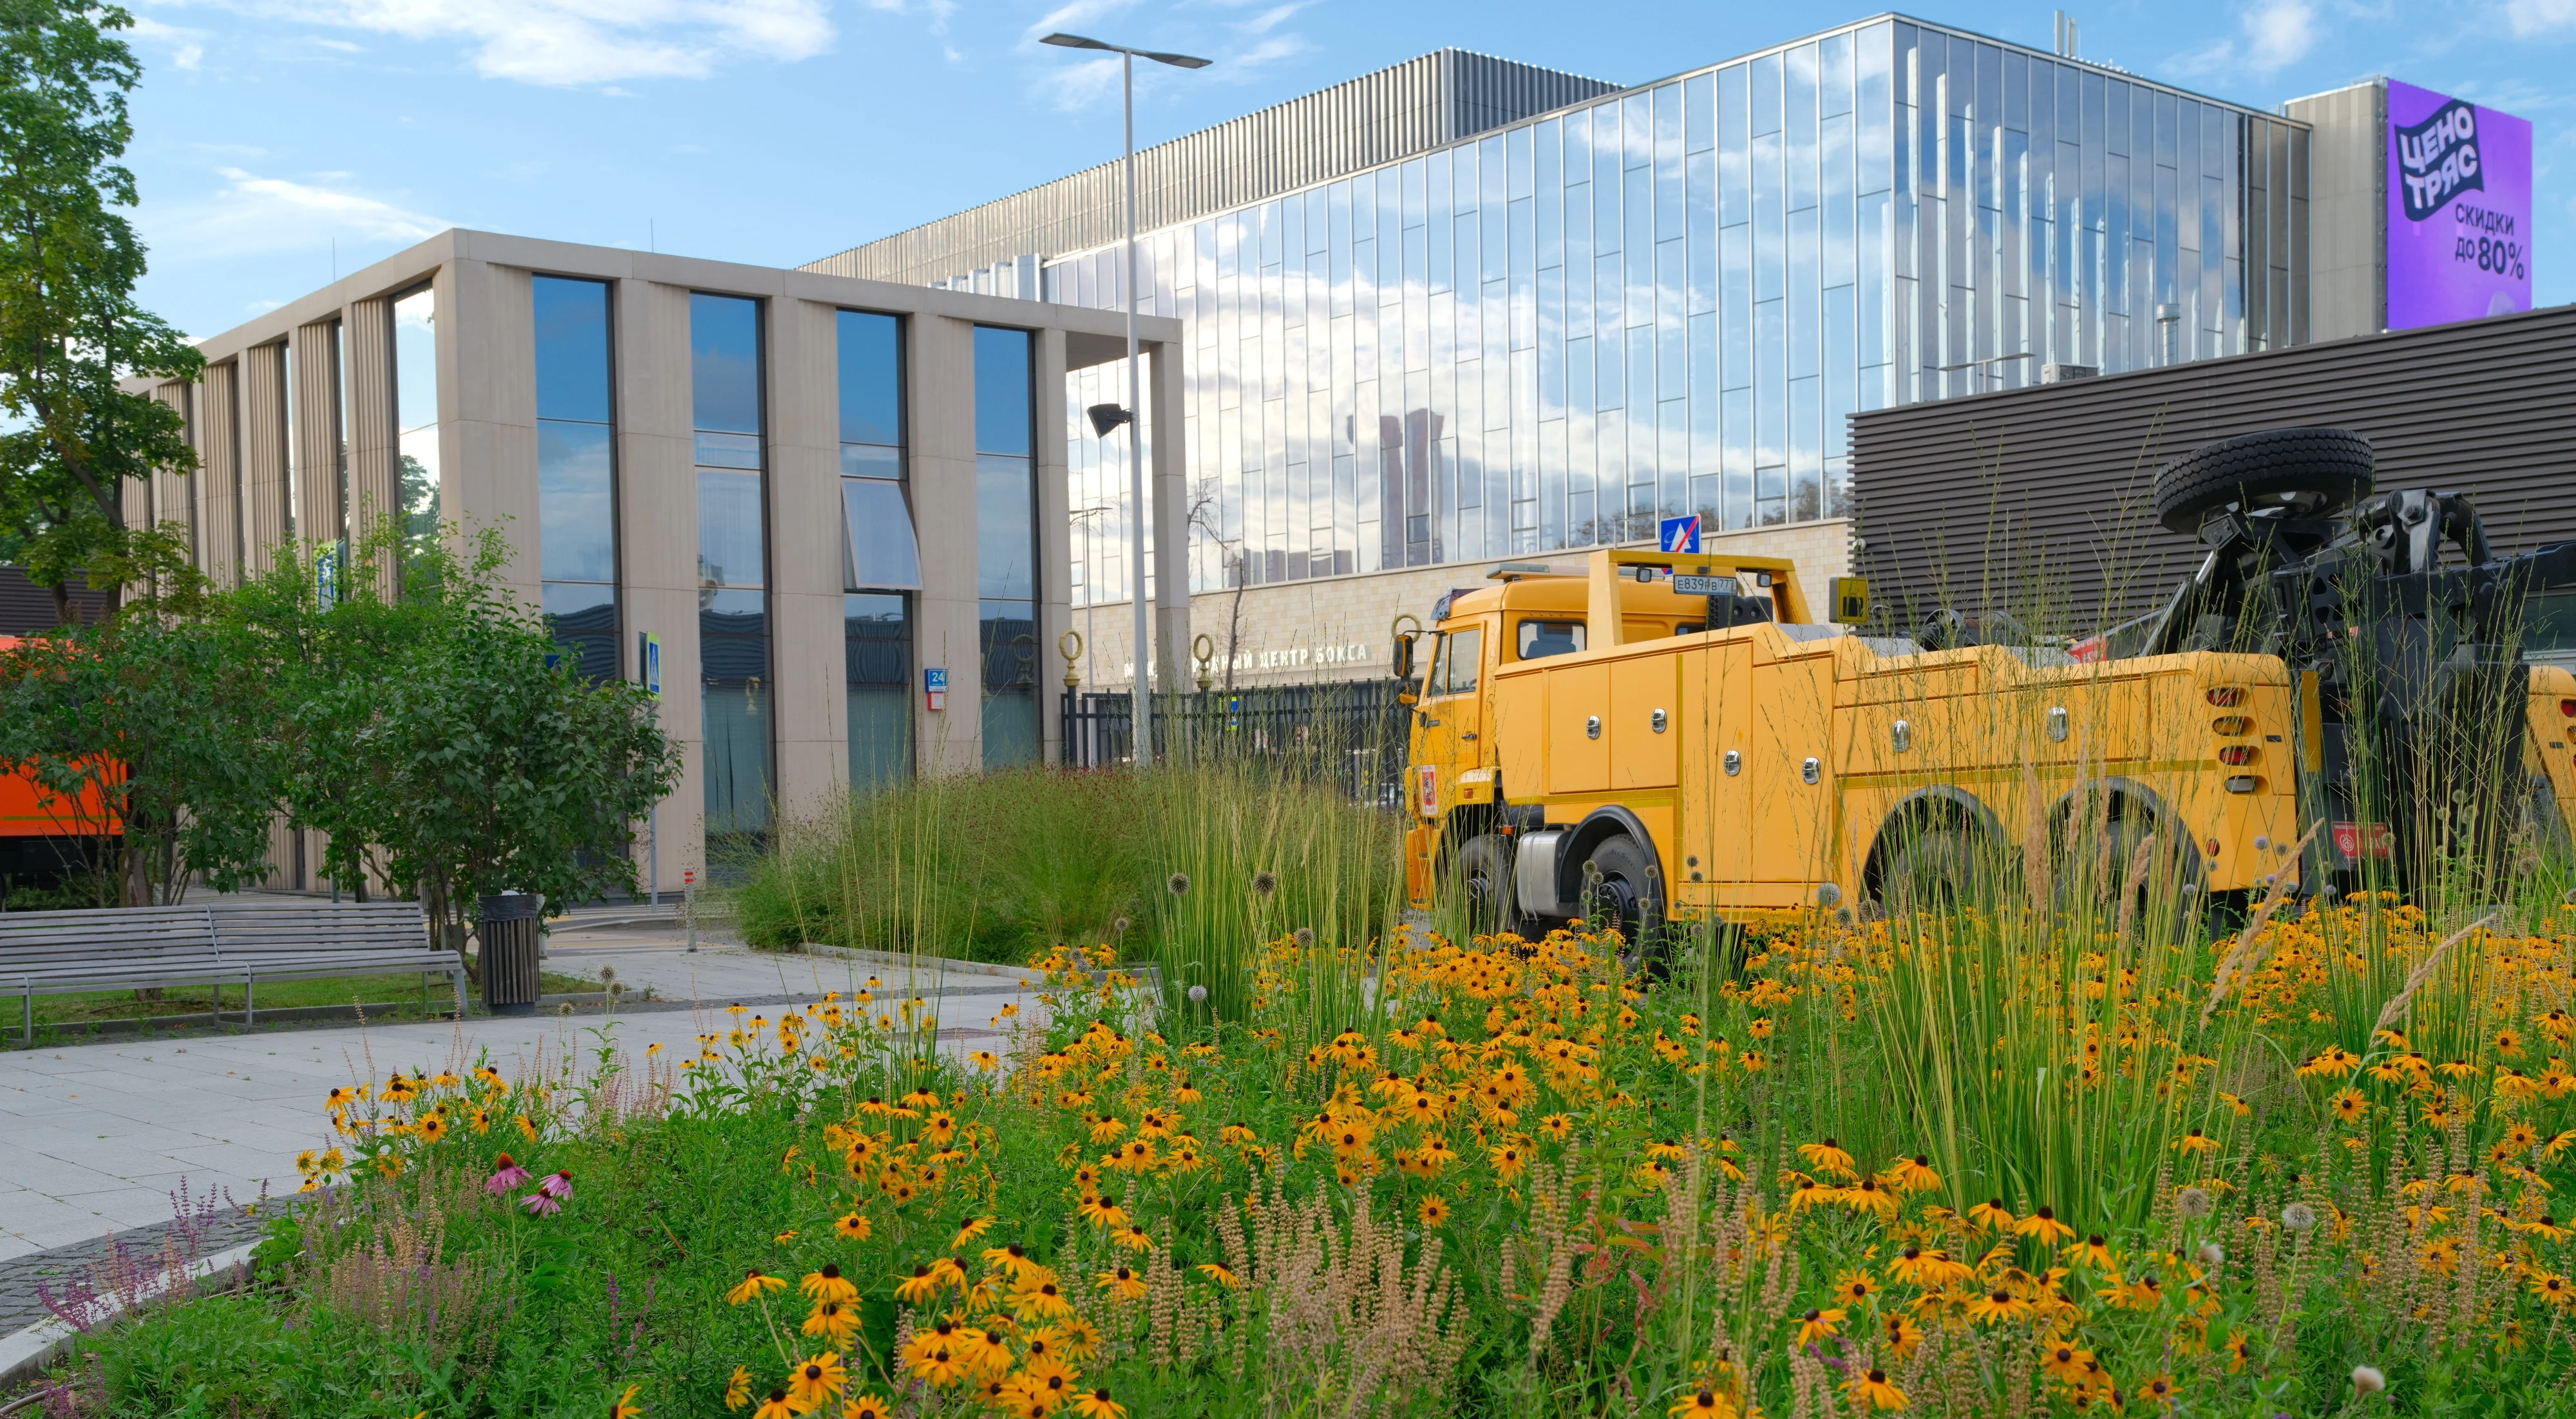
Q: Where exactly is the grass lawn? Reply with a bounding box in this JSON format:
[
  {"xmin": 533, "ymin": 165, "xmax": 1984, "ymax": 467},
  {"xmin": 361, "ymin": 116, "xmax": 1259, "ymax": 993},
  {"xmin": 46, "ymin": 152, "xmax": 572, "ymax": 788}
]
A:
[
  {"xmin": 14, "ymin": 968, "xmax": 612, "ymax": 1031},
  {"xmin": 20, "ymin": 896, "xmax": 2576, "ymax": 1418}
]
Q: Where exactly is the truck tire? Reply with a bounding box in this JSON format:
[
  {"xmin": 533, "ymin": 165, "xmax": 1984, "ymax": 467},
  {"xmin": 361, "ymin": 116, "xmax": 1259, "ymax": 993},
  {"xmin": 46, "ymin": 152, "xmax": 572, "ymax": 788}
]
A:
[
  {"xmin": 2153, "ymin": 427, "xmax": 2374, "ymax": 536},
  {"xmin": 1448, "ymin": 833, "xmax": 1523, "ymax": 940},
  {"xmin": 1580, "ymin": 834, "xmax": 1664, "ymax": 952},
  {"xmin": 2524, "ymin": 773, "xmax": 2575, "ymax": 870},
  {"xmin": 1882, "ymin": 823, "xmax": 2004, "ymax": 917}
]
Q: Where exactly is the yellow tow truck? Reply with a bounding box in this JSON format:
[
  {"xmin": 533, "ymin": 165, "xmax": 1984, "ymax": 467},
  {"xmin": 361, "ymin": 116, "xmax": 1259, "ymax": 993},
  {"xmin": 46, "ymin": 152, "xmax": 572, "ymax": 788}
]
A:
[{"xmin": 1397, "ymin": 429, "xmax": 2576, "ymax": 939}]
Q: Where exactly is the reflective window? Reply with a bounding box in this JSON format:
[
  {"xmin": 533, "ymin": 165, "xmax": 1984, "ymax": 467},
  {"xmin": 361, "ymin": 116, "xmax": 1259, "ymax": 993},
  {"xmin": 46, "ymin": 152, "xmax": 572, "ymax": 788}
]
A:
[
  {"xmin": 392, "ymin": 285, "xmax": 440, "ymax": 596},
  {"xmin": 533, "ymin": 276, "xmax": 616, "ymax": 677},
  {"xmin": 843, "ymin": 479, "xmax": 921, "ymax": 590},
  {"xmin": 1042, "ymin": 18, "xmax": 2289, "ymax": 599},
  {"xmin": 690, "ymin": 294, "xmax": 762, "ymax": 435},
  {"xmin": 838, "ymin": 310, "xmax": 902, "ymax": 447},
  {"xmin": 975, "ymin": 326, "xmax": 1038, "ymax": 767},
  {"xmin": 692, "ymin": 293, "xmax": 769, "ymax": 847},
  {"xmin": 846, "ymin": 592, "xmax": 912, "ymax": 795}
]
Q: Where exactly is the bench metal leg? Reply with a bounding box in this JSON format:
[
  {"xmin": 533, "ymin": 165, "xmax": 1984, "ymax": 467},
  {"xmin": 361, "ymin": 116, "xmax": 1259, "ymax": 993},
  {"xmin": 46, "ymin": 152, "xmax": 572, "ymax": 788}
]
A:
[
  {"xmin": 245, "ymin": 974, "xmax": 254, "ymax": 1027},
  {"xmin": 21, "ymin": 985, "xmax": 29, "ymax": 1047}
]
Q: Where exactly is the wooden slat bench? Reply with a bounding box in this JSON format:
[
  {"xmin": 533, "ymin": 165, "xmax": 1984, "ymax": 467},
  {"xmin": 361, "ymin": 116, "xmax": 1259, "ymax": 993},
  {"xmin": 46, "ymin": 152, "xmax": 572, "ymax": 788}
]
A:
[{"xmin": 2, "ymin": 899, "xmax": 466, "ymax": 1042}]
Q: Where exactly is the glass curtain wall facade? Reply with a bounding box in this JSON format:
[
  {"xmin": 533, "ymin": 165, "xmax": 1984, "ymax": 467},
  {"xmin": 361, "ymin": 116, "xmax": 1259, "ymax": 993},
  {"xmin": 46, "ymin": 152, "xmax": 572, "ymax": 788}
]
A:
[
  {"xmin": 694, "ymin": 293, "xmax": 772, "ymax": 847},
  {"xmin": 533, "ymin": 277, "xmax": 619, "ymax": 677},
  {"xmin": 1052, "ymin": 18, "xmax": 2303, "ymax": 600},
  {"xmin": 392, "ymin": 285, "xmax": 440, "ymax": 596},
  {"xmin": 838, "ymin": 309, "xmax": 919, "ymax": 794},
  {"xmin": 974, "ymin": 328, "xmax": 1039, "ymax": 768}
]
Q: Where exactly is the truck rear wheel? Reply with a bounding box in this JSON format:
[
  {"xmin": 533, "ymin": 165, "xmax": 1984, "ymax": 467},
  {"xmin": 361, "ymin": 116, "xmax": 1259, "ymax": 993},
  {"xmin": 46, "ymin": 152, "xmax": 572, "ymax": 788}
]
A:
[
  {"xmin": 1448, "ymin": 833, "xmax": 1522, "ymax": 940},
  {"xmin": 2153, "ymin": 427, "xmax": 2374, "ymax": 536}
]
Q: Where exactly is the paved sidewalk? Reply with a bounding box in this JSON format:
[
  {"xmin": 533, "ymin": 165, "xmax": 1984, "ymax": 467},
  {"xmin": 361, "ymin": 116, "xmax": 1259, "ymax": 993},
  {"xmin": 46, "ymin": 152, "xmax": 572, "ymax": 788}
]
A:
[{"xmin": 0, "ymin": 937, "xmax": 1046, "ymax": 1266}]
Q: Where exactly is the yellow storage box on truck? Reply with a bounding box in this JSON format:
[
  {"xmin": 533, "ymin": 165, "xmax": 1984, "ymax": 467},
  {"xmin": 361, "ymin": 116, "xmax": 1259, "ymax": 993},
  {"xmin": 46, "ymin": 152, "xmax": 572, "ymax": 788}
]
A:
[{"xmin": 1399, "ymin": 428, "xmax": 2576, "ymax": 941}]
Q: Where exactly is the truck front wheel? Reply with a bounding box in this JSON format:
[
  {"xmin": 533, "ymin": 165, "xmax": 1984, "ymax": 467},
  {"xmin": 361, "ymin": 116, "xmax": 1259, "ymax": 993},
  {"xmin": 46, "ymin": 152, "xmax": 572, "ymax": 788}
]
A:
[
  {"xmin": 1448, "ymin": 833, "xmax": 1523, "ymax": 941},
  {"xmin": 1882, "ymin": 823, "xmax": 2005, "ymax": 918}
]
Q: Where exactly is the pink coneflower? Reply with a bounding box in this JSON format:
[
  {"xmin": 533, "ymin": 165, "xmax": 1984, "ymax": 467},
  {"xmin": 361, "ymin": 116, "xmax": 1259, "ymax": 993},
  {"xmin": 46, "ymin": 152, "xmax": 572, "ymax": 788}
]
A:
[
  {"xmin": 521, "ymin": 1189, "xmax": 563, "ymax": 1217},
  {"xmin": 538, "ymin": 1169, "xmax": 573, "ymax": 1200},
  {"xmin": 486, "ymin": 1152, "xmax": 531, "ymax": 1195}
]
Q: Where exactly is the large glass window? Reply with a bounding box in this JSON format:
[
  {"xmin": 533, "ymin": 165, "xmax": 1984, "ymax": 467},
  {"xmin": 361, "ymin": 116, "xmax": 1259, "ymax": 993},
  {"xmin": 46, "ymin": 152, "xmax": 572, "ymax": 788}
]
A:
[
  {"xmin": 839, "ymin": 310, "xmax": 916, "ymax": 793},
  {"xmin": 975, "ymin": 326, "xmax": 1038, "ymax": 769},
  {"xmin": 393, "ymin": 285, "xmax": 440, "ymax": 597},
  {"xmin": 694, "ymin": 292, "xmax": 770, "ymax": 849},
  {"xmin": 845, "ymin": 594, "xmax": 911, "ymax": 796},
  {"xmin": 534, "ymin": 276, "xmax": 617, "ymax": 678}
]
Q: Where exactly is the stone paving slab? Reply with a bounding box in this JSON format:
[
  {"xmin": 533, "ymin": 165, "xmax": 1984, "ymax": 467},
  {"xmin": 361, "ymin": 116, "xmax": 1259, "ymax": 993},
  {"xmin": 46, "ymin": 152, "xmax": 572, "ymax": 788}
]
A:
[{"xmin": 0, "ymin": 967, "xmax": 1051, "ymax": 1265}]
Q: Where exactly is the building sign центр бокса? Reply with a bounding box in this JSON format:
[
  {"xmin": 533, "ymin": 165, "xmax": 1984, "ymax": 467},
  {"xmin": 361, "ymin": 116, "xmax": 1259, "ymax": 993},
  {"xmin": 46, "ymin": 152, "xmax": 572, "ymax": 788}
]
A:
[{"xmin": 2385, "ymin": 79, "xmax": 2532, "ymax": 330}]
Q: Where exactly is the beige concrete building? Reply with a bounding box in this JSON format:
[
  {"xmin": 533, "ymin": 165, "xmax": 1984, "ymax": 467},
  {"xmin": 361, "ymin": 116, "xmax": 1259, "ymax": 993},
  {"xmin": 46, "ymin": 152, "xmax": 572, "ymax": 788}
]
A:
[{"xmin": 132, "ymin": 229, "xmax": 1187, "ymax": 890}]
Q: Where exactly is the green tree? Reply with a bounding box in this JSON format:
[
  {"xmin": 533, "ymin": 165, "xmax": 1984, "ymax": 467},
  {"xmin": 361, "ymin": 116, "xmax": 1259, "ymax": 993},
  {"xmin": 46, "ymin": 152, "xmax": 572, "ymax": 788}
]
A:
[
  {"xmin": 0, "ymin": 0, "xmax": 202, "ymax": 623},
  {"xmin": 0, "ymin": 556, "xmax": 282, "ymax": 907},
  {"xmin": 238, "ymin": 519, "xmax": 678, "ymax": 975}
]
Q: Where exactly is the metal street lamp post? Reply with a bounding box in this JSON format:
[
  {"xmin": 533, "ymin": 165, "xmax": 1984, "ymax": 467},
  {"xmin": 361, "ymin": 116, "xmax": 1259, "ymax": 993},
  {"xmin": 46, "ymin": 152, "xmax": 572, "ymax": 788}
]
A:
[{"xmin": 1043, "ymin": 30, "xmax": 1209, "ymax": 767}]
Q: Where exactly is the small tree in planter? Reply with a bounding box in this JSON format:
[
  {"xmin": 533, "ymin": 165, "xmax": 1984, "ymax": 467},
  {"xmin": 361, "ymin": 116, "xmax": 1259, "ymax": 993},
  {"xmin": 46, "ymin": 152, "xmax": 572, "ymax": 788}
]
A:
[{"xmin": 242, "ymin": 522, "xmax": 678, "ymax": 978}]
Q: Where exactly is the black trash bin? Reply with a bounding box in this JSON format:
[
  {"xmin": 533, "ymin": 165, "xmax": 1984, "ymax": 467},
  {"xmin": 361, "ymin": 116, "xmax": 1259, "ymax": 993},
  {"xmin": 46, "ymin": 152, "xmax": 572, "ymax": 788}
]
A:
[{"xmin": 478, "ymin": 892, "xmax": 544, "ymax": 1016}]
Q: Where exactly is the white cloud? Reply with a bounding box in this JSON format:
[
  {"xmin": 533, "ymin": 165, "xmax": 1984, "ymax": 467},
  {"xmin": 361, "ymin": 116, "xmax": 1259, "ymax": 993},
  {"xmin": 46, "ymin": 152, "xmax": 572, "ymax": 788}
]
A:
[
  {"xmin": 2242, "ymin": 0, "xmax": 2318, "ymax": 71},
  {"xmin": 144, "ymin": 167, "xmax": 450, "ymax": 260},
  {"xmin": 2510, "ymin": 0, "xmax": 2576, "ymax": 35},
  {"xmin": 164, "ymin": 0, "xmax": 835, "ymax": 85},
  {"xmin": 2168, "ymin": 0, "xmax": 2318, "ymax": 76},
  {"xmin": 126, "ymin": 14, "xmax": 207, "ymax": 69}
]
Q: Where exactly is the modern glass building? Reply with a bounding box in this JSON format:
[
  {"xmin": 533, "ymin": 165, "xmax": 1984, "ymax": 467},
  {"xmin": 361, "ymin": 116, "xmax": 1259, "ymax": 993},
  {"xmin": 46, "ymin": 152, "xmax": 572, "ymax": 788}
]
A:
[{"xmin": 817, "ymin": 18, "xmax": 2310, "ymax": 616}]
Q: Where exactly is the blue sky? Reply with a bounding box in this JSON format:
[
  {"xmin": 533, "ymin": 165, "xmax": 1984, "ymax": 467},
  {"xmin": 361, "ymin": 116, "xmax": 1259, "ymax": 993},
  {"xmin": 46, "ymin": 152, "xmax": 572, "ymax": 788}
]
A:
[{"xmin": 122, "ymin": 0, "xmax": 2575, "ymax": 338}]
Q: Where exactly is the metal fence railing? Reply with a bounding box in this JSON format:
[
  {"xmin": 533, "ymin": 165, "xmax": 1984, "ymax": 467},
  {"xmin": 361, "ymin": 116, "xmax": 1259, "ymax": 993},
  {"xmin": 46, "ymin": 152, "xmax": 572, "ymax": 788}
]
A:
[{"xmin": 1060, "ymin": 681, "xmax": 1413, "ymax": 807}]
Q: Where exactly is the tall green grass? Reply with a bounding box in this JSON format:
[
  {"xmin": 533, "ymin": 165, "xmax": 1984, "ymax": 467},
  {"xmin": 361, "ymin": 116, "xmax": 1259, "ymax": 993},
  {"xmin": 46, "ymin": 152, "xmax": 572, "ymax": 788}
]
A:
[{"xmin": 728, "ymin": 764, "xmax": 1403, "ymax": 994}]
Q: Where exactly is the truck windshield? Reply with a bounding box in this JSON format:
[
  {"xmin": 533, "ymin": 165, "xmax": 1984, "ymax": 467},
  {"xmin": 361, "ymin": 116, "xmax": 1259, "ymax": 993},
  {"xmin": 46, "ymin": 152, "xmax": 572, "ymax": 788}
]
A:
[{"xmin": 1517, "ymin": 619, "xmax": 1585, "ymax": 661}]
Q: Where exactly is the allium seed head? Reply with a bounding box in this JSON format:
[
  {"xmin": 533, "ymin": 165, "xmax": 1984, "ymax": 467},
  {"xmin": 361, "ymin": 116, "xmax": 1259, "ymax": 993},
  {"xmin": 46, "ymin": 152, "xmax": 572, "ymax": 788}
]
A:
[
  {"xmin": 2282, "ymin": 1202, "xmax": 2318, "ymax": 1232},
  {"xmin": 1252, "ymin": 870, "xmax": 1278, "ymax": 896},
  {"xmin": 1168, "ymin": 872, "xmax": 1191, "ymax": 897},
  {"xmin": 2176, "ymin": 1187, "xmax": 2212, "ymax": 1219},
  {"xmin": 2351, "ymin": 1366, "xmax": 2385, "ymax": 1395}
]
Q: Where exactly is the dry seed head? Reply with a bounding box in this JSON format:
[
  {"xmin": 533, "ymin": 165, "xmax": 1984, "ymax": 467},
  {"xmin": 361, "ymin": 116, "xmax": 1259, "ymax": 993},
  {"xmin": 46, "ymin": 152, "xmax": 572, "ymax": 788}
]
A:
[
  {"xmin": 2176, "ymin": 1187, "xmax": 2212, "ymax": 1219},
  {"xmin": 1112, "ymin": 917, "xmax": 1132, "ymax": 937},
  {"xmin": 2197, "ymin": 1242, "xmax": 2224, "ymax": 1267},
  {"xmin": 1293, "ymin": 927, "xmax": 1315, "ymax": 949},
  {"xmin": 1252, "ymin": 870, "xmax": 1278, "ymax": 897},
  {"xmin": 1168, "ymin": 873, "xmax": 1191, "ymax": 898},
  {"xmin": 2352, "ymin": 1365, "xmax": 2385, "ymax": 1395},
  {"xmin": 597, "ymin": 964, "xmax": 616, "ymax": 984},
  {"xmin": 2282, "ymin": 1202, "xmax": 2318, "ymax": 1232}
]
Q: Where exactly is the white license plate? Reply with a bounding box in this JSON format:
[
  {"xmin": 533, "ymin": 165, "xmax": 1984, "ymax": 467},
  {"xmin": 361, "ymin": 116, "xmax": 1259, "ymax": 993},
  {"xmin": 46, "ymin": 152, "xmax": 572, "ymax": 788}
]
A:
[{"xmin": 1672, "ymin": 575, "xmax": 1727, "ymax": 596}]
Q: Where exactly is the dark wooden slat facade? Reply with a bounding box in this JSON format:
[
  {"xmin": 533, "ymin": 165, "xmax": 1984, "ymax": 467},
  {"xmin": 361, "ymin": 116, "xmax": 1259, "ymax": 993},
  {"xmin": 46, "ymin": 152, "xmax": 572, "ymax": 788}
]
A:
[{"xmin": 1849, "ymin": 305, "xmax": 2576, "ymax": 634}]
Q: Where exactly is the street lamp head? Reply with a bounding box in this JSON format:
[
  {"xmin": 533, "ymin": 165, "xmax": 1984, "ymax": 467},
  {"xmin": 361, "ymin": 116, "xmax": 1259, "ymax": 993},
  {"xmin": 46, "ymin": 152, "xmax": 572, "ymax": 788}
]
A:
[
  {"xmin": 1086, "ymin": 402, "xmax": 1135, "ymax": 437},
  {"xmin": 1038, "ymin": 30, "xmax": 1211, "ymax": 68}
]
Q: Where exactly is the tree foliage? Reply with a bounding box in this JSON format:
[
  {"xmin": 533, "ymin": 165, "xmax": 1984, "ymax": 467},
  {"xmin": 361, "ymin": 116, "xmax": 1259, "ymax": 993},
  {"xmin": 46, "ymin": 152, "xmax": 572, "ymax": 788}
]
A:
[
  {"xmin": 0, "ymin": 518, "xmax": 679, "ymax": 957},
  {"xmin": 233, "ymin": 519, "xmax": 679, "ymax": 965},
  {"xmin": 0, "ymin": 0, "xmax": 202, "ymax": 621},
  {"xmin": 0, "ymin": 562, "xmax": 281, "ymax": 906}
]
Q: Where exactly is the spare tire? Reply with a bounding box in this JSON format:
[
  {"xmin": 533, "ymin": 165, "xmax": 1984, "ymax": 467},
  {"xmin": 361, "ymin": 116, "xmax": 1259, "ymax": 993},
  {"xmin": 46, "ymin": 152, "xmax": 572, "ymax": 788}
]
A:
[{"xmin": 2153, "ymin": 428, "xmax": 2374, "ymax": 536}]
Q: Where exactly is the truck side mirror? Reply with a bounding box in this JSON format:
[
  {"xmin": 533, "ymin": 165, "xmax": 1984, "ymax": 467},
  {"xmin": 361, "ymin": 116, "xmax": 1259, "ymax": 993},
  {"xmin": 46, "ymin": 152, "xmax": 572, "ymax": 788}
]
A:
[
  {"xmin": 1392, "ymin": 632, "xmax": 1416, "ymax": 681},
  {"xmin": 1831, "ymin": 576, "xmax": 1871, "ymax": 626}
]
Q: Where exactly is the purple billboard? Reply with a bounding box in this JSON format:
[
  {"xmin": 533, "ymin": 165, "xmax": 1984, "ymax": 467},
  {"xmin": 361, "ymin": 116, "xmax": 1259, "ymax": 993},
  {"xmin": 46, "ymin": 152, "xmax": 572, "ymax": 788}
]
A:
[{"xmin": 2386, "ymin": 79, "xmax": 2532, "ymax": 330}]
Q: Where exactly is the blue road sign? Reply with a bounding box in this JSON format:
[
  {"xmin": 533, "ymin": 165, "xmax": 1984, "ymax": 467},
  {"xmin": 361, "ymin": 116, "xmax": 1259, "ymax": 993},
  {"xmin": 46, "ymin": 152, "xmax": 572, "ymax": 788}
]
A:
[{"xmin": 1659, "ymin": 514, "xmax": 1701, "ymax": 554}]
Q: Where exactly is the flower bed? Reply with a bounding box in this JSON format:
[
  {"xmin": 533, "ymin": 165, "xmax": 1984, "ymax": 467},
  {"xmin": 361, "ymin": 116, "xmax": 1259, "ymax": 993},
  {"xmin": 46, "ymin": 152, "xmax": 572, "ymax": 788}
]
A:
[{"xmin": 24, "ymin": 900, "xmax": 2576, "ymax": 1418}]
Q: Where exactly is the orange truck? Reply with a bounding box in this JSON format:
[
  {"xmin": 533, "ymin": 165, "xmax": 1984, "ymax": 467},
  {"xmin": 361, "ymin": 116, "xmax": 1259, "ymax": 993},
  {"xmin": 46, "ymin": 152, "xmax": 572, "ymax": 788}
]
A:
[{"xmin": 1398, "ymin": 430, "xmax": 2576, "ymax": 939}]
